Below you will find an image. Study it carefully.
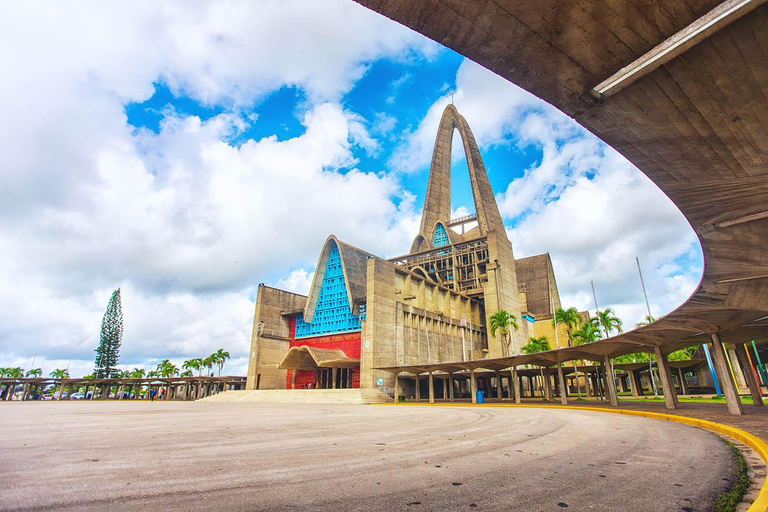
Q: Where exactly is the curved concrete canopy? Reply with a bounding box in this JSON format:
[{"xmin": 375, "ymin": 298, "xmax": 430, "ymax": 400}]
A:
[{"xmin": 357, "ymin": 0, "xmax": 768, "ymax": 358}]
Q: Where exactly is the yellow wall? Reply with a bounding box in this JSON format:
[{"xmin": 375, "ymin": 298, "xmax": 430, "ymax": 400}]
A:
[{"xmin": 531, "ymin": 317, "xmax": 572, "ymax": 349}]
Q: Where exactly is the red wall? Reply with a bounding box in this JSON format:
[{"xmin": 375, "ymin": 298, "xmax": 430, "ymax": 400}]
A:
[{"xmin": 286, "ymin": 317, "xmax": 361, "ymax": 389}]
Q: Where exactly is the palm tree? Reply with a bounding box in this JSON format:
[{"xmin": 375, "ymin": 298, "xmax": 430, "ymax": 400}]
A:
[
  {"xmin": 8, "ymin": 367, "xmax": 24, "ymax": 378},
  {"xmin": 554, "ymin": 307, "xmax": 582, "ymax": 347},
  {"xmin": 489, "ymin": 310, "xmax": 519, "ymax": 356},
  {"xmin": 635, "ymin": 314, "xmax": 655, "ymax": 328},
  {"xmin": 202, "ymin": 356, "xmax": 215, "ymax": 377},
  {"xmin": 25, "ymin": 368, "xmax": 42, "ymax": 378},
  {"xmin": 211, "ymin": 349, "xmax": 230, "ymax": 376},
  {"xmin": 597, "ymin": 308, "xmax": 623, "ymax": 338},
  {"xmin": 184, "ymin": 358, "xmax": 203, "ymax": 377},
  {"xmin": 521, "ymin": 336, "xmax": 551, "ymax": 354},
  {"xmin": 129, "ymin": 368, "xmax": 146, "ymax": 379},
  {"xmin": 180, "ymin": 369, "xmax": 193, "ymax": 377},
  {"xmin": 156, "ymin": 359, "xmax": 179, "ymax": 378},
  {"xmin": 50, "ymin": 369, "xmax": 70, "ymax": 379},
  {"xmin": 572, "ymin": 318, "xmax": 601, "ymax": 345}
]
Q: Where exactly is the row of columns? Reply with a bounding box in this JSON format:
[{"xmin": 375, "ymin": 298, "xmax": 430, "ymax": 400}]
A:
[
  {"xmin": 390, "ymin": 335, "xmax": 763, "ymax": 416},
  {"xmin": 1, "ymin": 379, "xmax": 236, "ymax": 402}
]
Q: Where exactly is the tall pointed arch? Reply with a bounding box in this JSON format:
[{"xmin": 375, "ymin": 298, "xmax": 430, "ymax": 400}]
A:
[{"xmin": 416, "ymin": 104, "xmax": 507, "ymax": 245}]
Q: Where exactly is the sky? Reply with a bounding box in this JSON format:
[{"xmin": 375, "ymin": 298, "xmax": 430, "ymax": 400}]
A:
[{"xmin": 0, "ymin": 0, "xmax": 702, "ymax": 378}]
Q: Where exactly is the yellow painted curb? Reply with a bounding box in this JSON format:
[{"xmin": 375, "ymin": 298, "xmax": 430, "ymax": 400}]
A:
[{"xmin": 375, "ymin": 402, "xmax": 768, "ymax": 511}]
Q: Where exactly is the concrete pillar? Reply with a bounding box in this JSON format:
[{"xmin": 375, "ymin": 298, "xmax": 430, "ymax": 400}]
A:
[
  {"xmin": 654, "ymin": 347, "xmax": 678, "ymax": 410},
  {"xmin": 291, "ymin": 369, "xmax": 297, "ymax": 390},
  {"xmin": 629, "ymin": 370, "xmax": 642, "ymax": 397},
  {"xmin": 331, "ymin": 367, "xmax": 337, "ymax": 390},
  {"xmin": 603, "ymin": 357, "xmax": 619, "ymax": 407},
  {"xmin": 470, "ymin": 370, "xmax": 478, "ymax": 404},
  {"xmin": 428, "ymin": 372, "xmax": 435, "ymax": 404},
  {"xmin": 710, "ymin": 334, "xmax": 744, "ymax": 415},
  {"xmin": 414, "ymin": 374, "xmax": 421, "ymax": 401},
  {"xmin": 394, "ymin": 373, "xmax": 400, "ymax": 403},
  {"xmin": 495, "ymin": 371, "xmax": 503, "ymax": 401},
  {"xmin": 543, "ymin": 370, "xmax": 552, "ymax": 401},
  {"xmin": 448, "ymin": 373, "xmax": 454, "ymax": 401},
  {"xmin": 585, "ymin": 371, "xmax": 592, "ymax": 398},
  {"xmin": 736, "ymin": 344, "xmax": 763, "ymax": 406},
  {"xmin": 512, "ymin": 367, "xmax": 521, "ymax": 404},
  {"xmin": 556, "ymin": 363, "xmax": 568, "ymax": 405},
  {"xmin": 677, "ymin": 367, "xmax": 689, "ymax": 396}
]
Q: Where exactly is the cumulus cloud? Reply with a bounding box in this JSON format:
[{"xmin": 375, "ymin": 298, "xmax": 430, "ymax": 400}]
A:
[{"xmin": 0, "ymin": 0, "xmax": 431, "ymax": 376}]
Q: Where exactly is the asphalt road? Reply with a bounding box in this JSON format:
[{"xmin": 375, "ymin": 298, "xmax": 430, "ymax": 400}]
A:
[{"xmin": 0, "ymin": 401, "xmax": 735, "ymax": 511}]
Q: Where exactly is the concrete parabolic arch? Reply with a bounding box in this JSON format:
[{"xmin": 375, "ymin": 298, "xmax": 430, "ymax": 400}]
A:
[{"xmin": 417, "ymin": 104, "xmax": 507, "ymax": 243}]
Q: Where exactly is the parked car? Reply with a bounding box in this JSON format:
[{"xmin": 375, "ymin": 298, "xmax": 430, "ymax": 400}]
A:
[{"xmin": 69, "ymin": 392, "xmax": 85, "ymax": 400}]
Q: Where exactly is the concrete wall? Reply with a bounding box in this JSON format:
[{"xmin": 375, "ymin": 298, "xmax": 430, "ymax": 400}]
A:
[
  {"xmin": 246, "ymin": 285, "xmax": 307, "ymax": 390},
  {"xmin": 361, "ymin": 257, "xmax": 487, "ymax": 393}
]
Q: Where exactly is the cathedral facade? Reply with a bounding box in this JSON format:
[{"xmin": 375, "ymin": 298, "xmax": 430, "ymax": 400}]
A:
[{"xmin": 246, "ymin": 104, "xmax": 565, "ymax": 393}]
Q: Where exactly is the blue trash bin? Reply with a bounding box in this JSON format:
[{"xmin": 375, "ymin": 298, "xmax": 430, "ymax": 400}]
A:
[{"xmin": 476, "ymin": 390, "xmax": 484, "ymax": 404}]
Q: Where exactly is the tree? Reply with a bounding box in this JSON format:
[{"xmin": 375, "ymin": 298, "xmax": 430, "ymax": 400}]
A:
[
  {"xmin": 554, "ymin": 307, "xmax": 582, "ymax": 347},
  {"xmin": 489, "ymin": 310, "xmax": 519, "ymax": 356},
  {"xmin": 6, "ymin": 367, "xmax": 24, "ymax": 378},
  {"xmin": 157, "ymin": 359, "xmax": 179, "ymax": 378},
  {"xmin": 572, "ymin": 318, "xmax": 601, "ymax": 345},
  {"xmin": 597, "ymin": 308, "xmax": 623, "ymax": 338},
  {"xmin": 129, "ymin": 368, "xmax": 146, "ymax": 379},
  {"xmin": 26, "ymin": 368, "xmax": 42, "ymax": 378},
  {"xmin": 50, "ymin": 369, "xmax": 69, "ymax": 379},
  {"xmin": 202, "ymin": 356, "xmax": 215, "ymax": 377},
  {"xmin": 635, "ymin": 315, "xmax": 655, "ymax": 328},
  {"xmin": 183, "ymin": 358, "xmax": 202, "ymax": 377},
  {"xmin": 211, "ymin": 349, "xmax": 230, "ymax": 376},
  {"xmin": 521, "ymin": 336, "xmax": 551, "ymax": 354},
  {"xmin": 180, "ymin": 369, "xmax": 193, "ymax": 377},
  {"xmin": 94, "ymin": 288, "xmax": 124, "ymax": 379}
]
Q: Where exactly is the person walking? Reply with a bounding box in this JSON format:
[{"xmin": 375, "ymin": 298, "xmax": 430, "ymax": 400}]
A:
[{"xmin": 150, "ymin": 388, "xmax": 157, "ymax": 401}]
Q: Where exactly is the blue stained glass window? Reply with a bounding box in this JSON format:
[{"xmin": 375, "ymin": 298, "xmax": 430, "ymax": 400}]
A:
[
  {"xmin": 433, "ymin": 223, "xmax": 450, "ymax": 247},
  {"xmin": 295, "ymin": 244, "xmax": 363, "ymax": 338}
]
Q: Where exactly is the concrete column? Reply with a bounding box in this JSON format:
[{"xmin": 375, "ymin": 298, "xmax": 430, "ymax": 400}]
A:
[
  {"xmin": 414, "ymin": 374, "xmax": 421, "ymax": 401},
  {"xmin": 543, "ymin": 370, "xmax": 552, "ymax": 401},
  {"xmin": 291, "ymin": 369, "xmax": 297, "ymax": 390},
  {"xmin": 428, "ymin": 372, "xmax": 435, "ymax": 404},
  {"xmin": 448, "ymin": 373, "xmax": 454, "ymax": 401},
  {"xmin": 331, "ymin": 367, "xmax": 337, "ymax": 390},
  {"xmin": 710, "ymin": 334, "xmax": 744, "ymax": 415},
  {"xmin": 512, "ymin": 367, "xmax": 521, "ymax": 404},
  {"xmin": 603, "ymin": 357, "xmax": 619, "ymax": 407},
  {"xmin": 495, "ymin": 371, "xmax": 503, "ymax": 401},
  {"xmin": 677, "ymin": 367, "xmax": 689, "ymax": 396},
  {"xmin": 585, "ymin": 371, "xmax": 592, "ymax": 398},
  {"xmin": 736, "ymin": 344, "xmax": 763, "ymax": 406},
  {"xmin": 470, "ymin": 370, "xmax": 478, "ymax": 404},
  {"xmin": 556, "ymin": 363, "xmax": 568, "ymax": 405},
  {"xmin": 393, "ymin": 373, "xmax": 400, "ymax": 403},
  {"xmin": 653, "ymin": 347, "xmax": 678, "ymax": 410},
  {"xmin": 629, "ymin": 370, "xmax": 642, "ymax": 396}
]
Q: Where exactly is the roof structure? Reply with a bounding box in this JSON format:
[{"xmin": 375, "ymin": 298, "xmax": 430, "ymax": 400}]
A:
[
  {"xmin": 303, "ymin": 235, "xmax": 374, "ymax": 322},
  {"xmin": 278, "ymin": 346, "xmax": 360, "ymax": 371}
]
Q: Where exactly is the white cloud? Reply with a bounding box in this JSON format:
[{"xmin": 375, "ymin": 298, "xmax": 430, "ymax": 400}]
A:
[
  {"xmin": 389, "ymin": 59, "xmax": 540, "ymax": 173},
  {"xmin": 275, "ymin": 270, "xmax": 315, "ymax": 296},
  {"xmin": 0, "ymin": 1, "xmax": 432, "ymax": 374}
]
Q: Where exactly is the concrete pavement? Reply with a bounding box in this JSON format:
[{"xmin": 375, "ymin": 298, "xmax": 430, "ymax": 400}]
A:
[{"xmin": 0, "ymin": 401, "xmax": 735, "ymax": 511}]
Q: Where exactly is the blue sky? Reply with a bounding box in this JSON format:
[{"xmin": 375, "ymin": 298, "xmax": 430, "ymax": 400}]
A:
[{"xmin": 0, "ymin": 0, "xmax": 701, "ymax": 377}]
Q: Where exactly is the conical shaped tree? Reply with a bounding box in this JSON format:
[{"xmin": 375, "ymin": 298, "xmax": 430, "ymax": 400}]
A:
[{"xmin": 94, "ymin": 288, "xmax": 123, "ymax": 379}]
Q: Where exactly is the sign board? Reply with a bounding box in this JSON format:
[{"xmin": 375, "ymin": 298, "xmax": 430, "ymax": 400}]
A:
[{"xmin": 377, "ymin": 379, "xmax": 384, "ymax": 386}]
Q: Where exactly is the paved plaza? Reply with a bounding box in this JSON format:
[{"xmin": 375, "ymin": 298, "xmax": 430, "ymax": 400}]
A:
[{"xmin": 0, "ymin": 402, "xmax": 736, "ymax": 511}]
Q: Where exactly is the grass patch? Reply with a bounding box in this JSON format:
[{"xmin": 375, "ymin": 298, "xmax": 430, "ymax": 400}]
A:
[{"xmin": 714, "ymin": 439, "xmax": 751, "ymax": 512}]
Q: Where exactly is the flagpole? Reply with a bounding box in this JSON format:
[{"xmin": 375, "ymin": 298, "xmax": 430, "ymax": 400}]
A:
[{"xmin": 636, "ymin": 257, "xmax": 659, "ymax": 397}]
